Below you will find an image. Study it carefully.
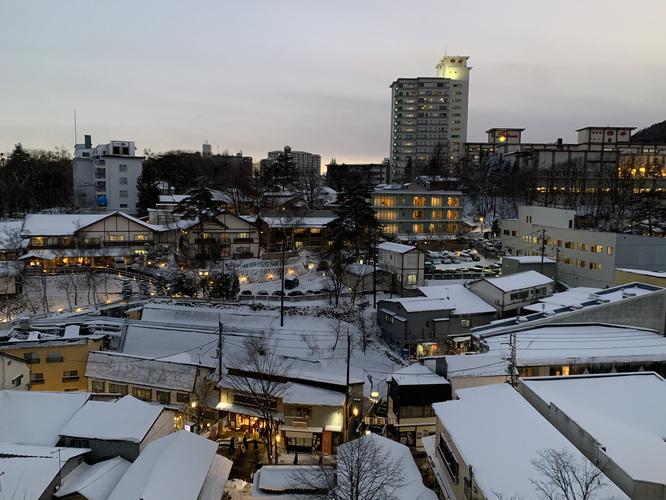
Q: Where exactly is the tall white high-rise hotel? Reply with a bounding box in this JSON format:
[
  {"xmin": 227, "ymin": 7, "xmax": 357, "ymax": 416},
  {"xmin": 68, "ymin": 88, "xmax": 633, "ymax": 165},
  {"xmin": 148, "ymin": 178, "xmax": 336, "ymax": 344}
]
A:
[{"xmin": 389, "ymin": 56, "xmax": 471, "ymax": 183}]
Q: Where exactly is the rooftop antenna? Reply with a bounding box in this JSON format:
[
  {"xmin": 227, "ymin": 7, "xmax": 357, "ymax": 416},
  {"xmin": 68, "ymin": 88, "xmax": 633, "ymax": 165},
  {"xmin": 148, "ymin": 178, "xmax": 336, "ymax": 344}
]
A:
[
  {"xmin": 445, "ymin": 44, "xmax": 447, "ymax": 56},
  {"xmin": 74, "ymin": 108, "xmax": 77, "ymax": 145}
]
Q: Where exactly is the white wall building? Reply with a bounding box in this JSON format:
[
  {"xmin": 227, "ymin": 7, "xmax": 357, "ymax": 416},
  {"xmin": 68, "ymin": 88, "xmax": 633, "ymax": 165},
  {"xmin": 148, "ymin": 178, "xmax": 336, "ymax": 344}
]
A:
[
  {"xmin": 267, "ymin": 146, "xmax": 321, "ymax": 178},
  {"xmin": 389, "ymin": 55, "xmax": 471, "ymax": 182},
  {"xmin": 502, "ymin": 205, "xmax": 666, "ymax": 288},
  {"xmin": 73, "ymin": 135, "xmax": 142, "ymax": 215}
]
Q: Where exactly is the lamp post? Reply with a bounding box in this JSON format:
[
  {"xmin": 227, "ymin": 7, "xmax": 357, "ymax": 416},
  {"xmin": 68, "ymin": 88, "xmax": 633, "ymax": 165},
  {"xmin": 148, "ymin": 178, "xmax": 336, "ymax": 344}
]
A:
[{"xmin": 280, "ymin": 242, "xmax": 285, "ymax": 327}]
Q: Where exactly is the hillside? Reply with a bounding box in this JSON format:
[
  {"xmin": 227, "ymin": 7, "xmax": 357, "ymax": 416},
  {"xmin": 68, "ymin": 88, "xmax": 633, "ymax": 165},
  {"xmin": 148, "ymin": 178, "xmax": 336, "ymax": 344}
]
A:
[{"xmin": 631, "ymin": 120, "xmax": 666, "ymax": 143}]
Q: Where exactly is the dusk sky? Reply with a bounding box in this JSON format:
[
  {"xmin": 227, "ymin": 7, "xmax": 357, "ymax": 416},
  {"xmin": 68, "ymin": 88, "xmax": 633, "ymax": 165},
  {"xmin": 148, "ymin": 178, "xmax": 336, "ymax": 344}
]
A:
[{"xmin": 2, "ymin": 0, "xmax": 665, "ymax": 166}]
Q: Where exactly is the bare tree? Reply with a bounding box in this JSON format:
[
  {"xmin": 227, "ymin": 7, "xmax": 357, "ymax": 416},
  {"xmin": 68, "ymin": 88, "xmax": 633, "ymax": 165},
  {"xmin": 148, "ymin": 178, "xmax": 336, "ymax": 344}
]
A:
[
  {"xmin": 530, "ymin": 448, "xmax": 608, "ymax": 500},
  {"xmin": 224, "ymin": 333, "xmax": 291, "ymax": 464},
  {"xmin": 290, "ymin": 435, "xmax": 406, "ymax": 500}
]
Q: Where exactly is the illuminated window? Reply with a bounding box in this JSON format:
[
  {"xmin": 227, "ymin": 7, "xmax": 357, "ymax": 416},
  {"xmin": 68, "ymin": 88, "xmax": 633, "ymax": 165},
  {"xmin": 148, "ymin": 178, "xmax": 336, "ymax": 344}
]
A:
[
  {"xmin": 553, "ymin": 239, "xmax": 562, "ymax": 247},
  {"xmin": 413, "ymin": 210, "xmax": 425, "ymax": 219},
  {"xmin": 377, "ymin": 210, "xmax": 398, "ymax": 220},
  {"xmin": 562, "ymin": 366, "xmax": 570, "ymax": 376},
  {"xmin": 607, "ymin": 247, "xmax": 613, "ymax": 255},
  {"xmin": 374, "ymin": 196, "xmax": 397, "ymax": 207},
  {"xmin": 311, "ymin": 228, "xmax": 321, "ymax": 234},
  {"xmin": 576, "ymin": 260, "xmax": 586, "ymax": 268},
  {"xmin": 31, "ymin": 237, "xmax": 48, "ymax": 247},
  {"xmin": 109, "ymin": 235, "xmax": 125, "ymax": 242},
  {"xmin": 432, "ymin": 210, "xmax": 443, "ymax": 220},
  {"xmin": 591, "ymin": 245, "xmax": 602, "ymax": 253},
  {"xmin": 447, "ymin": 210, "xmax": 458, "ymax": 220},
  {"xmin": 577, "ymin": 243, "xmax": 589, "ymax": 251},
  {"xmin": 431, "ymin": 196, "xmax": 442, "ymax": 207},
  {"xmin": 590, "ymin": 262, "xmax": 602, "ymax": 271},
  {"xmin": 383, "ymin": 224, "xmax": 398, "ymax": 234},
  {"xmin": 564, "ymin": 257, "xmax": 573, "ymax": 265},
  {"xmin": 413, "ymin": 197, "xmax": 425, "ymax": 206},
  {"xmin": 134, "ymin": 234, "xmax": 148, "ymax": 241},
  {"xmin": 428, "ymin": 223, "xmax": 441, "ymax": 233},
  {"xmin": 446, "ymin": 223, "xmax": 458, "ymax": 233},
  {"xmin": 413, "ymin": 223, "xmax": 424, "ymax": 233},
  {"xmin": 564, "ymin": 241, "xmax": 574, "ymax": 249},
  {"xmin": 132, "ymin": 387, "xmax": 152, "ymax": 401}
]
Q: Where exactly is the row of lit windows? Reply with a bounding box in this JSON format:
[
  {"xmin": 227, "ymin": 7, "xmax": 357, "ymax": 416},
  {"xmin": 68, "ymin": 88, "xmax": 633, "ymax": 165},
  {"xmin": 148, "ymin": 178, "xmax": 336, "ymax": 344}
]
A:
[{"xmin": 374, "ymin": 196, "xmax": 460, "ymax": 207}]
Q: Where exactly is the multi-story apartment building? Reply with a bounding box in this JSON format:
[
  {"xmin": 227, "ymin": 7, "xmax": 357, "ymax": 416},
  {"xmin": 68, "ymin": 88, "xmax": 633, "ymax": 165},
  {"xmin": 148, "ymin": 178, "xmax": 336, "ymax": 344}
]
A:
[
  {"xmin": 266, "ymin": 146, "xmax": 321, "ymax": 179},
  {"xmin": 372, "ymin": 184, "xmax": 463, "ymax": 240},
  {"xmin": 389, "ymin": 55, "xmax": 471, "ymax": 183},
  {"xmin": 325, "ymin": 160, "xmax": 390, "ymax": 190},
  {"xmin": 502, "ymin": 205, "xmax": 666, "ymax": 288},
  {"xmin": 73, "ymin": 135, "xmax": 142, "ymax": 215}
]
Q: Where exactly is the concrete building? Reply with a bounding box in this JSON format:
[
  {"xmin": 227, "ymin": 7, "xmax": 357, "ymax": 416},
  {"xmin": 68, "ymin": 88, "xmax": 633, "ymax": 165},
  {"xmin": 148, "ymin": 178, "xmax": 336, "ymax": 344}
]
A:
[
  {"xmin": 73, "ymin": 135, "xmax": 142, "ymax": 215},
  {"xmin": 502, "ymin": 205, "xmax": 666, "ymax": 288},
  {"xmin": 325, "ymin": 160, "xmax": 390, "ymax": 189},
  {"xmin": 376, "ymin": 241, "xmax": 425, "ymax": 295},
  {"xmin": 519, "ymin": 372, "xmax": 666, "ymax": 499},
  {"xmin": 266, "ymin": 146, "xmax": 321, "ymax": 179},
  {"xmin": 389, "ymin": 55, "xmax": 471, "ymax": 183},
  {"xmin": 372, "ymin": 184, "xmax": 463, "ymax": 240}
]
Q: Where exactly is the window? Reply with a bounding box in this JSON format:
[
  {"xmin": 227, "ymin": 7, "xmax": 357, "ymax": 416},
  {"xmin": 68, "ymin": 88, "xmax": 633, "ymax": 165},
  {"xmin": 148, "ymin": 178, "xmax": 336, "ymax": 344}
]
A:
[
  {"xmin": 432, "ymin": 210, "xmax": 442, "ymax": 220},
  {"xmin": 135, "ymin": 234, "xmax": 148, "ymax": 241},
  {"xmin": 446, "ymin": 223, "xmax": 458, "ymax": 233},
  {"xmin": 12, "ymin": 374, "xmax": 23, "ymax": 387},
  {"xmin": 286, "ymin": 406, "xmax": 312, "ymax": 419},
  {"xmin": 407, "ymin": 274, "xmax": 417, "ymax": 285},
  {"xmin": 413, "ymin": 223, "xmax": 424, "ymax": 233},
  {"xmin": 119, "ymin": 191, "xmax": 128, "ymax": 198},
  {"xmin": 109, "ymin": 383, "xmax": 128, "ymax": 395},
  {"xmin": 431, "ymin": 196, "xmax": 442, "ymax": 207},
  {"xmin": 176, "ymin": 392, "xmax": 190, "ymax": 403},
  {"xmin": 553, "ymin": 239, "xmax": 563, "ymax": 247},
  {"xmin": 374, "ymin": 196, "xmax": 397, "ymax": 207},
  {"xmin": 376, "ymin": 210, "xmax": 398, "ymax": 220},
  {"xmin": 46, "ymin": 351, "xmax": 63, "ymax": 363},
  {"xmin": 84, "ymin": 237, "xmax": 100, "ymax": 246},
  {"xmin": 413, "ymin": 210, "xmax": 425, "ymax": 219},
  {"xmin": 511, "ymin": 230, "xmax": 517, "ymax": 237},
  {"xmin": 577, "ymin": 243, "xmax": 589, "ymax": 251},
  {"xmin": 413, "ymin": 197, "xmax": 425, "ymax": 206},
  {"xmin": 156, "ymin": 390, "xmax": 171, "ymax": 403},
  {"xmin": 591, "ymin": 245, "xmax": 602, "ymax": 253},
  {"xmin": 564, "ymin": 241, "xmax": 574, "ymax": 249},
  {"xmin": 384, "ymin": 314, "xmax": 394, "ymax": 325},
  {"xmin": 438, "ymin": 433, "xmax": 459, "ymax": 484},
  {"xmin": 446, "ymin": 210, "xmax": 458, "ymax": 220},
  {"xmin": 23, "ymin": 352, "xmax": 40, "ymax": 364},
  {"xmin": 564, "ymin": 257, "xmax": 573, "ymax": 265},
  {"xmin": 92, "ymin": 380, "xmax": 105, "ymax": 392},
  {"xmin": 31, "ymin": 237, "xmax": 48, "ymax": 247},
  {"xmin": 576, "ymin": 260, "xmax": 586, "ymax": 268},
  {"xmin": 119, "ymin": 177, "xmax": 128, "ymax": 185},
  {"xmin": 63, "ymin": 370, "xmax": 79, "ymax": 382},
  {"xmin": 132, "ymin": 386, "xmax": 152, "ymax": 401},
  {"xmin": 590, "ymin": 262, "xmax": 602, "ymax": 271},
  {"xmin": 460, "ymin": 319, "xmax": 471, "ymax": 328},
  {"xmin": 383, "ymin": 224, "xmax": 398, "ymax": 234},
  {"xmin": 119, "ymin": 164, "xmax": 127, "ymax": 172},
  {"xmin": 607, "ymin": 247, "xmax": 613, "ymax": 255},
  {"xmin": 447, "ymin": 197, "xmax": 460, "ymax": 207},
  {"xmin": 109, "ymin": 235, "xmax": 125, "ymax": 241},
  {"xmin": 30, "ymin": 373, "xmax": 45, "ymax": 385}
]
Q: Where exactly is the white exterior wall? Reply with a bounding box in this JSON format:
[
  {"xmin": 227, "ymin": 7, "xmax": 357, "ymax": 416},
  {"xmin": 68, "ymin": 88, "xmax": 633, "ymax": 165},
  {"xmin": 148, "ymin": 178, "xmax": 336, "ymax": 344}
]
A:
[{"xmin": 0, "ymin": 355, "xmax": 30, "ymax": 390}]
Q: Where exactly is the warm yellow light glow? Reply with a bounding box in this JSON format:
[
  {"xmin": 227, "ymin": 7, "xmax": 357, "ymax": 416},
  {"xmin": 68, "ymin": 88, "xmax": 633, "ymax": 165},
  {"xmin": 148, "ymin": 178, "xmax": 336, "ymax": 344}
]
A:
[
  {"xmin": 267, "ymin": 273, "xmax": 274, "ymax": 279},
  {"xmin": 57, "ymin": 308, "xmax": 64, "ymax": 313},
  {"xmin": 275, "ymin": 435, "xmax": 280, "ymax": 442},
  {"xmin": 562, "ymin": 366, "xmax": 570, "ymax": 376},
  {"xmin": 353, "ymin": 407, "xmax": 359, "ymax": 417},
  {"xmin": 191, "ymin": 401, "xmax": 197, "ymax": 408},
  {"xmin": 371, "ymin": 391, "xmax": 379, "ymax": 398}
]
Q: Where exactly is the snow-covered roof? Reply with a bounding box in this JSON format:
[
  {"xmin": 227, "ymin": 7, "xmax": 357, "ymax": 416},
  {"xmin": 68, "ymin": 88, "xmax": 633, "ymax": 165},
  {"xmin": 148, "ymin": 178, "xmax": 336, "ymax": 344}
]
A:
[
  {"xmin": 283, "ymin": 382, "xmax": 345, "ymax": 407},
  {"xmin": 85, "ymin": 351, "xmax": 199, "ymax": 392},
  {"xmin": 482, "ymin": 323, "xmax": 666, "ymax": 366},
  {"xmin": 474, "ymin": 282, "xmax": 665, "ymax": 335},
  {"xmin": 158, "ymin": 194, "xmax": 189, "ymax": 204},
  {"xmin": 480, "ymin": 270, "xmax": 553, "ymax": 292},
  {"xmin": 390, "ymin": 363, "xmax": 449, "ymax": 386},
  {"xmin": 423, "ymin": 353, "xmax": 508, "ymax": 378},
  {"xmin": 504, "ymin": 256, "xmax": 556, "ymax": 264},
  {"xmin": 521, "ymin": 372, "xmax": 666, "ymax": 487},
  {"xmin": 0, "ymin": 390, "xmax": 90, "ymax": 446},
  {"xmin": 260, "ymin": 216, "xmax": 336, "ymax": 229},
  {"xmin": 0, "ymin": 220, "xmax": 27, "ymax": 249},
  {"xmin": 54, "ymin": 456, "xmax": 131, "ymax": 500},
  {"xmin": 522, "ymin": 286, "xmax": 601, "ymax": 313},
  {"xmin": 338, "ymin": 434, "xmax": 438, "ymax": 500},
  {"xmin": 379, "ymin": 284, "xmax": 496, "ymax": 315},
  {"xmin": 0, "ymin": 443, "xmax": 89, "ymax": 500},
  {"xmin": 377, "ymin": 241, "xmax": 416, "ymax": 254},
  {"xmin": 431, "ymin": 384, "xmax": 627, "ymax": 499},
  {"xmin": 616, "ymin": 268, "xmax": 666, "ymax": 279},
  {"xmin": 21, "ymin": 211, "xmax": 154, "ymax": 237},
  {"xmin": 60, "ymin": 396, "xmax": 165, "ymax": 443},
  {"xmin": 253, "ymin": 465, "xmax": 333, "ymax": 494},
  {"xmin": 108, "ymin": 430, "xmax": 231, "ymax": 500}
]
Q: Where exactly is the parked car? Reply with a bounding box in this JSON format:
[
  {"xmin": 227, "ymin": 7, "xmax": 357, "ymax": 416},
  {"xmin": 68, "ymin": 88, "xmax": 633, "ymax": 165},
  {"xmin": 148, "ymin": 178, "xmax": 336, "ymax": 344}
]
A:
[
  {"xmin": 272, "ymin": 290, "xmax": 285, "ymax": 296},
  {"xmin": 239, "ymin": 290, "xmax": 253, "ymax": 296},
  {"xmin": 256, "ymin": 290, "xmax": 269, "ymax": 295},
  {"xmin": 288, "ymin": 290, "xmax": 304, "ymax": 296},
  {"xmin": 471, "ymin": 253, "xmax": 481, "ymax": 261},
  {"xmin": 451, "ymin": 256, "xmax": 461, "ymax": 264},
  {"xmin": 441, "ymin": 257, "xmax": 452, "ymax": 264},
  {"xmin": 424, "ymin": 264, "xmax": 436, "ymax": 273}
]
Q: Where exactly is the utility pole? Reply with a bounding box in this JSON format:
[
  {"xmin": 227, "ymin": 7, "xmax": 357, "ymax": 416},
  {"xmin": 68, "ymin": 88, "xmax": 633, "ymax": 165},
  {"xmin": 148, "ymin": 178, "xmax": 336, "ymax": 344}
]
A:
[
  {"xmin": 509, "ymin": 333, "xmax": 518, "ymax": 388},
  {"xmin": 280, "ymin": 242, "xmax": 285, "ymax": 327},
  {"xmin": 218, "ymin": 320, "xmax": 223, "ymax": 382},
  {"xmin": 343, "ymin": 330, "xmax": 351, "ymax": 442},
  {"xmin": 540, "ymin": 228, "xmax": 546, "ymax": 275}
]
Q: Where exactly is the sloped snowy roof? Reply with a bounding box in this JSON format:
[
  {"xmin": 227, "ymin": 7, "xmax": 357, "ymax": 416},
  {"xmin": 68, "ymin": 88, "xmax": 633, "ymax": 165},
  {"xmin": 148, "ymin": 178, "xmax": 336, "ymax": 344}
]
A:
[
  {"xmin": 504, "ymin": 256, "xmax": 556, "ymax": 264},
  {"xmin": 338, "ymin": 434, "xmax": 438, "ymax": 500},
  {"xmin": 0, "ymin": 443, "xmax": 89, "ymax": 500},
  {"xmin": 60, "ymin": 396, "xmax": 165, "ymax": 443},
  {"xmin": 616, "ymin": 268, "xmax": 666, "ymax": 278},
  {"xmin": 521, "ymin": 372, "xmax": 666, "ymax": 487},
  {"xmin": 85, "ymin": 351, "xmax": 199, "ymax": 392},
  {"xmin": 432, "ymin": 384, "xmax": 627, "ymax": 499},
  {"xmin": 54, "ymin": 456, "xmax": 131, "ymax": 500},
  {"xmin": 107, "ymin": 430, "xmax": 231, "ymax": 500},
  {"xmin": 21, "ymin": 211, "xmax": 154, "ymax": 237},
  {"xmin": 0, "ymin": 390, "xmax": 90, "ymax": 446},
  {"xmin": 390, "ymin": 362, "xmax": 449, "ymax": 386},
  {"xmin": 423, "ymin": 353, "xmax": 508, "ymax": 378},
  {"xmin": 480, "ymin": 270, "xmax": 553, "ymax": 292},
  {"xmin": 282, "ymin": 382, "xmax": 345, "ymax": 407},
  {"xmin": 404, "ymin": 284, "xmax": 496, "ymax": 315},
  {"xmin": 378, "ymin": 241, "xmax": 416, "ymax": 254},
  {"xmin": 260, "ymin": 216, "xmax": 336, "ymax": 228},
  {"xmin": 482, "ymin": 323, "xmax": 666, "ymax": 366},
  {"xmin": 522, "ymin": 286, "xmax": 601, "ymax": 313}
]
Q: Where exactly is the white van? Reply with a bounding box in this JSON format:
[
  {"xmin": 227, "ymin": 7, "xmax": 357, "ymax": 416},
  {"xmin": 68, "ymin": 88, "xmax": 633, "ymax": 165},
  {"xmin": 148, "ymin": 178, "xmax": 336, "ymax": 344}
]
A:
[{"xmin": 114, "ymin": 257, "xmax": 126, "ymax": 269}]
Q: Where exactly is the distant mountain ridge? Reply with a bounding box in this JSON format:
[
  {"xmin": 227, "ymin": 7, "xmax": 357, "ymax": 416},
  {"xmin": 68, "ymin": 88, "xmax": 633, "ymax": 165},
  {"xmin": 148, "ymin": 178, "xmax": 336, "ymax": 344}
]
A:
[{"xmin": 631, "ymin": 120, "xmax": 666, "ymax": 143}]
